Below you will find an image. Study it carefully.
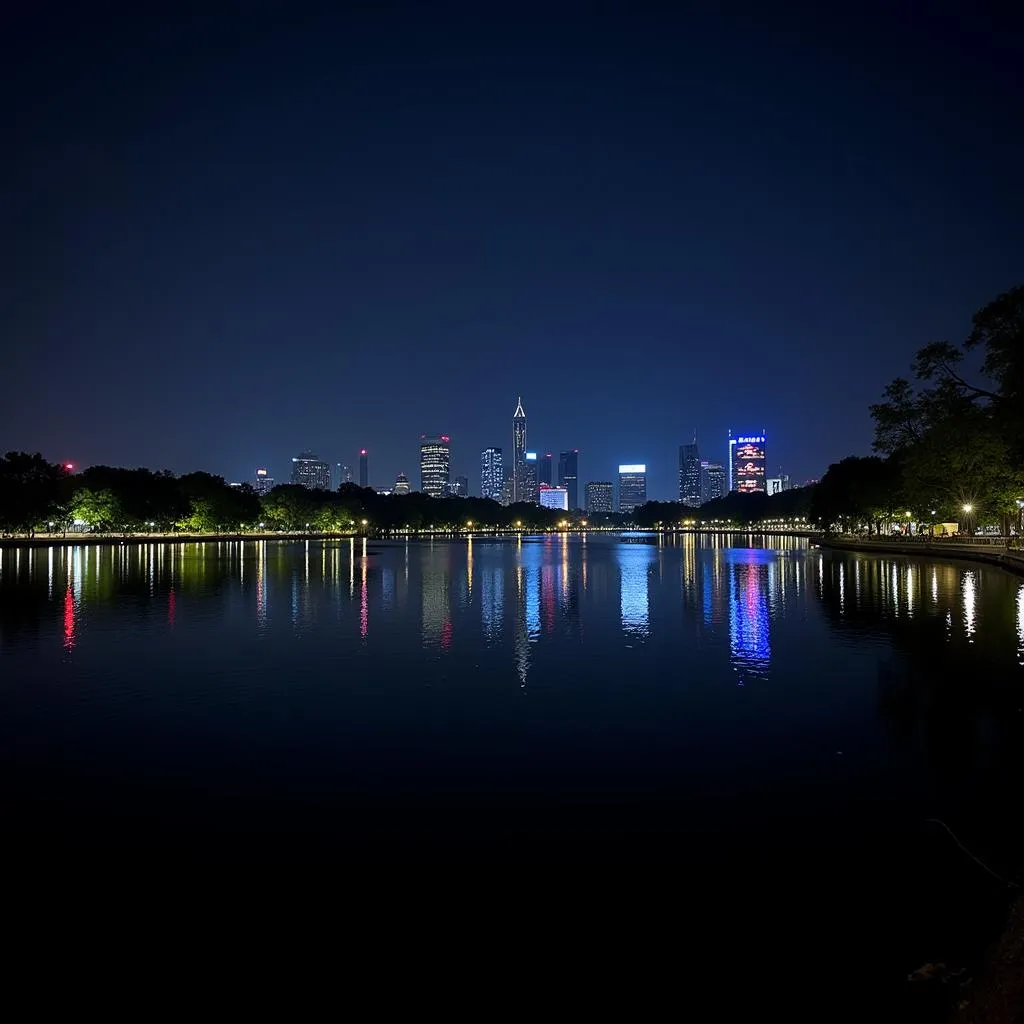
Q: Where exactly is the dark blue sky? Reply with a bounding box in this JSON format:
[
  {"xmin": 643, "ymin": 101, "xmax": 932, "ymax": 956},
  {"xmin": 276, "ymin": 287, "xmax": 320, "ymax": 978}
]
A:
[{"xmin": 4, "ymin": 3, "xmax": 1022, "ymax": 498}]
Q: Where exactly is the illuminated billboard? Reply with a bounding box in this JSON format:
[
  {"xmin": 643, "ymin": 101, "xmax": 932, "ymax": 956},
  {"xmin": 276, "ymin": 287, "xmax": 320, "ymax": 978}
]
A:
[
  {"xmin": 618, "ymin": 464, "xmax": 646, "ymax": 474},
  {"xmin": 731, "ymin": 435, "xmax": 766, "ymax": 493}
]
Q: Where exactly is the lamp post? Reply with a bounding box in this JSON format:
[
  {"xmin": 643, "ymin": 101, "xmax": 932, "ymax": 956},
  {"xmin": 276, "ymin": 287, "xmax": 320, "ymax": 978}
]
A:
[{"xmin": 962, "ymin": 503, "xmax": 973, "ymax": 538}]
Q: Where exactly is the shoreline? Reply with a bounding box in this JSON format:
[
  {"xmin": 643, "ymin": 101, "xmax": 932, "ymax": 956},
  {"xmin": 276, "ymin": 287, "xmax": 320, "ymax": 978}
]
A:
[
  {"xmin": 814, "ymin": 535, "xmax": 1024, "ymax": 579},
  {"xmin": 0, "ymin": 528, "xmax": 821, "ymax": 550}
]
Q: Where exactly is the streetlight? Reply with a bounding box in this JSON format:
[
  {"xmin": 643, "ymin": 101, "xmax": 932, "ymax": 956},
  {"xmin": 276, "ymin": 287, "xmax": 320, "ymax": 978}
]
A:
[
  {"xmin": 259, "ymin": 522, "xmax": 265, "ymax": 530},
  {"xmin": 466, "ymin": 520, "xmax": 473, "ymax": 530},
  {"xmin": 361, "ymin": 518, "xmax": 368, "ymax": 527}
]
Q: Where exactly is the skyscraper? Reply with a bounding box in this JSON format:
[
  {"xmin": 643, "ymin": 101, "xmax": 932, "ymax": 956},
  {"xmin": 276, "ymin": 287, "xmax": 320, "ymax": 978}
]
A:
[
  {"xmin": 585, "ymin": 481, "xmax": 613, "ymax": 514},
  {"xmin": 729, "ymin": 433, "xmax": 767, "ymax": 493},
  {"xmin": 419, "ymin": 435, "xmax": 451, "ymax": 498},
  {"xmin": 618, "ymin": 465, "xmax": 647, "ymax": 514},
  {"xmin": 394, "ymin": 473, "xmax": 411, "ymax": 495},
  {"xmin": 453, "ymin": 475, "xmax": 468, "ymax": 497},
  {"xmin": 701, "ymin": 461, "xmax": 727, "ymax": 503},
  {"xmin": 522, "ymin": 452, "xmax": 539, "ymax": 504},
  {"xmin": 291, "ymin": 451, "xmax": 331, "ymax": 490},
  {"xmin": 512, "ymin": 396, "xmax": 527, "ymax": 503},
  {"xmin": 679, "ymin": 439, "xmax": 701, "ymax": 507},
  {"xmin": 338, "ymin": 463, "xmax": 353, "ymax": 486},
  {"xmin": 558, "ymin": 450, "xmax": 579, "ymax": 510},
  {"xmin": 359, "ymin": 449, "xmax": 368, "ymax": 488},
  {"xmin": 480, "ymin": 447, "xmax": 504, "ymax": 502},
  {"xmin": 539, "ymin": 453, "xmax": 553, "ymax": 487},
  {"xmin": 254, "ymin": 468, "xmax": 274, "ymax": 496}
]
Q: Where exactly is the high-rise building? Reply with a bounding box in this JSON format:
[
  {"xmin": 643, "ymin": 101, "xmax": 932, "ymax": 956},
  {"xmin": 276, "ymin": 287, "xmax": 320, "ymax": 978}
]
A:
[
  {"xmin": 558, "ymin": 450, "xmax": 579, "ymax": 510},
  {"xmin": 522, "ymin": 452, "xmax": 539, "ymax": 504},
  {"xmin": 618, "ymin": 464, "xmax": 647, "ymax": 514},
  {"xmin": 728, "ymin": 433, "xmax": 767, "ymax": 493},
  {"xmin": 452, "ymin": 475, "xmax": 468, "ymax": 497},
  {"xmin": 679, "ymin": 439, "xmax": 702, "ymax": 507},
  {"xmin": 502, "ymin": 476, "xmax": 515, "ymax": 506},
  {"xmin": 701, "ymin": 461, "xmax": 727, "ymax": 503},
  {"xmin": 585, "ymin": 481, "xmax": 613, "ymax": 514},
  {"xmin": 539, "ymin": 453, "xmax": 553, "ymax": 487},
  {"xmin": 480, "ymin": 447, "xmax": 504, "ymax": 502},
  {"xmin": 766, "ymin": 475, "xmax": 791, "ymax": 495},
  {"xmin": 254, "ymin": 468, "xmax": 274, "ymax": 496},
  {"xmin": 512, "ymin": 396, "xmax": 527, "ymax": 503},
  {"xmin": 359, "ymin": 450, "xmax": 369, "ymax": 488},
  {"xmin": 539, "ymin": 485, "xmax": 569, "ymax": 511},
  {"xmin": 394, "ymin": 473, "xmax": 411, "ymax": 495},
  {"xmin": 419, "ymin": 435, "xmax": 451, "ymax": 498},
  {"xmin": 338, "ymin": 463, "xmax": 353, "ymax": 487},
  {"xmin": 291, "ymin": 451, "xmax": 331, "ymax": 490}
]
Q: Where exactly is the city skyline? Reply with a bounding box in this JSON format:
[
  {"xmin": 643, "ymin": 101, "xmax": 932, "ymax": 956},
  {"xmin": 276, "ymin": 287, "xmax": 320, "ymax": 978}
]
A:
[{"xmin": 5, "ymin": 9, "xmax": 1021, "ymax": 499}]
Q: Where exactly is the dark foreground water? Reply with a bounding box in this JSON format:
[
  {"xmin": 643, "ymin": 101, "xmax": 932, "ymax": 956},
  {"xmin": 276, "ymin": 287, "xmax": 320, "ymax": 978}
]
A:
[{"xmin": 2, "ymin": 535, "xmax": 1023, "ymax": 1003}]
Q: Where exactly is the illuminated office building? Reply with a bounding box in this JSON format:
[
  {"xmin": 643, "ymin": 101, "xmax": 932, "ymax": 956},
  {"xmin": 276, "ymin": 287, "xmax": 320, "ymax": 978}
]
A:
[
  {"xmin": 419, "ymin": 435, "xmax": 451, "ymax": 498},
  {"xmin": 679, "ymin": 439, "xmax": 701, "ymax": 507},
  {"xmin": 701, "ymin": 461, "xmax": 727, "ymax": 503},
  {"xmin": 539, "ymin": 485, "xmax": 569, "ymax": 511},
  {"xmin": 254, "ymin": 468, "xmax": 274, "ymax": 496},
  {"xmin": 558, "ymin": 450, "xmax": 579, "ymax": 510},
  {"xmin": 359, "ymin": 449, "xmax": 368, "ymax": 488},
  {"xmin": 766, "ymin": 475, "xmax": 791, "ymax": 495},
  {"xmin": 522, "ymin": 452, "xmax": 539, "ymax": 504},
  {"xmin": 728, "ymin": 433, "xmax": 767, "ymax": 493},
  {"xmin": 618, "ymin": 464, "xmax": 647, "ymax": 514},
  {"xmin": 539, "ymin": 453, "xmax": 553, "ymax": 487},
  {"xmin": 452, "ymin": 475, "xmax": 468, "ymax": 497},
  {"xmin": 512, "ymin": 397, "xmax": 527, "ymax": 502},
  {"xmin": 480, "ymin": 447, "xmax": 504, "ymax": 502},
  {"xmin": 337, "ymin": 463, "xmax": 353, "ymax": 487},
  {"xmin": 585, "ymin": 481, "xmax": 613, "ymax": 514},
  {"xmin": 394, "ymin": 473, "xmax": 411, "ymax": 495},
  {"xmin": 291, "ymin": 451, "xmax": 331, "ymax": 490}
]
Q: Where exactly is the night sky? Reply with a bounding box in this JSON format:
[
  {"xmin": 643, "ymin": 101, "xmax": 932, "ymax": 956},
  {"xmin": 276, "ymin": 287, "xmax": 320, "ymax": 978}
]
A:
[{"xmin": 5, "ymin": 4, "xmax": 1022, "ymax": 498}]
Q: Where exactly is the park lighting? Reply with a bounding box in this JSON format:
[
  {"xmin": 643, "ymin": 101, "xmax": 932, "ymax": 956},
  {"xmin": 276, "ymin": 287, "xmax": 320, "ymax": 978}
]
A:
[
  {"xmin": 361, "ymin": 519, "xmax": 368, "ymax": 526},
  {"xmin": 581, "ymin": 519, "xmax": 588, "ymax": 527},
  {"xmin": 515, "ymin": 520, "xmax": 522, "ymax": 528},
  {"xmin": 259, "ymin": 522, "xmax": 265, "ymax": 529},
  {"xmin": 466, "ymin": 520, "xmax": 473, "ymax": 529},
  {"xmin": 963, "ymin": 504, "xmax": 973, "ymax": 514}
]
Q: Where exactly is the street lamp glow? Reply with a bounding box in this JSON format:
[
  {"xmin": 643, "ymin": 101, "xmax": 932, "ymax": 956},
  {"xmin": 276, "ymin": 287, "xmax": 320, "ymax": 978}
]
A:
[
  {"xmin": 466, "ymin": 520, "xmax": 473, "ymax": 528},
  {"xmin": 963, "ymin": 504, "xmax": 973, "ymax": 514},
  {"xmin": 361, "ymin": 519, "xmax": 368, "ymax": 526}
]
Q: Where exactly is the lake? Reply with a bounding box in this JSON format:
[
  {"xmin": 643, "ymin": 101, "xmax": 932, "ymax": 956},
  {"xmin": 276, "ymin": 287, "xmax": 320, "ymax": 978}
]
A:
[{"xmin": 2, "ymin": 534, "xmax": 1023, "ymax": 1001}]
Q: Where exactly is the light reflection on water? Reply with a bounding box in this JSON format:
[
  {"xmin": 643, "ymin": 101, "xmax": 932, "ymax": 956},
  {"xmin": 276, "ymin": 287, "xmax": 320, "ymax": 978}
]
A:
[{"xmin": 1, "ymin": 537, "xmax": 1022, "ymax": 688}]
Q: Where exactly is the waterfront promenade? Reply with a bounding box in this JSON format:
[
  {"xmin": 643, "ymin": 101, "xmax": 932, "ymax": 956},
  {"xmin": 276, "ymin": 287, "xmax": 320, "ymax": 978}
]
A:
[{"xmin": 816, "ymin": 535, "xmax": 1024, "ymax": 578}]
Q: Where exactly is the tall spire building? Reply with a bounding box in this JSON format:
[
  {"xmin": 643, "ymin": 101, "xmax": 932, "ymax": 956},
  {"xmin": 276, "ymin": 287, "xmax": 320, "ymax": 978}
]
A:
[{"xmin": 512, "ymin": 396, "xmax": 527, "ymax": 503}]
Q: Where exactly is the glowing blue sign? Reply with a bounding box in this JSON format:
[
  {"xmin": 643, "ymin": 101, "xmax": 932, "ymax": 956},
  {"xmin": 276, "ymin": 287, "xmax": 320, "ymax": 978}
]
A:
[
  {"xmin": 525, "ymin": 452, "xmax": 537, "ymax": 461},
  {"xmin": 619, "ymin": 464, "xmax": 646, "ymax": 474},
  {"xmin": 737, "ymin": 435, "xmax": 765, "ymax": 444}
]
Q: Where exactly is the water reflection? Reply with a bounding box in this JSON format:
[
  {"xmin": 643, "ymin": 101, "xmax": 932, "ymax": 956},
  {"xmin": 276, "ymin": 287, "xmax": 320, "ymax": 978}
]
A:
[
  {"xmin": 727, "ymin": 549, "xmax": 771, "ymax": 676},
  {"xmin": 618, "ymin": 545, "xmax": 652, "ymax": 638},
  {"xmin": 2, "ymin": 538, "xmax": 1022, "ymax": 694}
]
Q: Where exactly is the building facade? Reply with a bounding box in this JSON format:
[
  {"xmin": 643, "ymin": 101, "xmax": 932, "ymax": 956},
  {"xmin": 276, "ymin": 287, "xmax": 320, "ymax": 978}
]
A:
[
  {"xmin": 512, "ymin": 397, "xmax": 527, "ymax": 502},
  {"xmin": 679, "ymin": 441, "xmax": 702, "ymax": 507},
  {"xmin": 766, "ymin": 475, "xmax": 791, "ymax": 495},
  {"xmin": 539, "ymin": 485, "xmax": 569, "ymax": 511},
  {"xmin": 419, "ymin": 435, "xmax": 451, "ymax": 498},
  {"xmin": 618, "ymin": 465, "xmax": 647, "ymax": 514},
  {"xmin": 701, "ymin": 461, "xmax": 727, "ymax": 503},
  {"xmin": 359, "ymin": 450, "xmax": 368, "ymax": 488},
  {"xmin": 394, "ymin": 473, "xmax": 411, "ymax": 495},
  {"xmin": 539, "ymin": 453, "xmax": 553, "ymax": 487},
  {"xmin": 729, "ymin": 433, "xmax": 767, "ymax": 493},
  {"xmin": 452, "ymin": 475, "xmax": 468, "ymax": 497},
  {"xmin": 254, "ymin": 468, "xmax": 274, "ymax": 496},
  {"xmin": 480, "ymin": 447, "xmax": 504, "ymax": 502},
  {"xmin": 521, "ymin": 452, "xmax": 539, "ymax": 504},
  {"xmin": 558, "ymin": 450, "xmax": 579, "ymax": 510},
  {"xmin": 291, "ymin": 451, "xmax": 331, "ymax": 490},
  {"xmin": 585, "ymin": 481, "xmax": 613, "ymax": 514},
  {"xmin": 337, "ymin": 463, "xmax": 353, "ymax": 487}
]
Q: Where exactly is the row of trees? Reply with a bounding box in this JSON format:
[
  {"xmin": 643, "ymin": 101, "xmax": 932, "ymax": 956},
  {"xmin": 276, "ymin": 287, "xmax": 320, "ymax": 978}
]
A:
[{"xmin": 812, "ymin": 284, "xmax": 1024, "ymax": 535}]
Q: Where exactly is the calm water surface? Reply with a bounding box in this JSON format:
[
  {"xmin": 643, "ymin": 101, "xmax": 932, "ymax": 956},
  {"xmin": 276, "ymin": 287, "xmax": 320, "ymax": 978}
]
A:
[{"xmin": 2, "ymin": 535, "xmax": 1023, "ymax": 991}]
